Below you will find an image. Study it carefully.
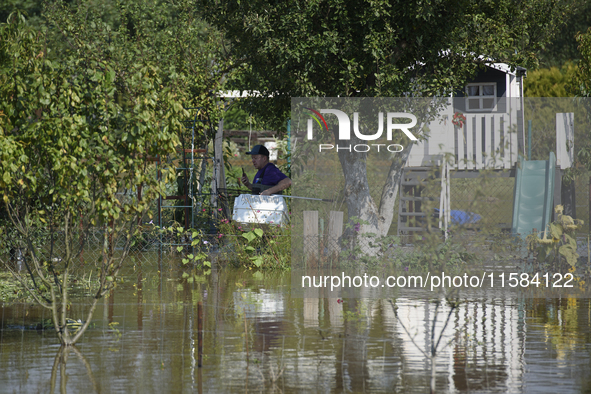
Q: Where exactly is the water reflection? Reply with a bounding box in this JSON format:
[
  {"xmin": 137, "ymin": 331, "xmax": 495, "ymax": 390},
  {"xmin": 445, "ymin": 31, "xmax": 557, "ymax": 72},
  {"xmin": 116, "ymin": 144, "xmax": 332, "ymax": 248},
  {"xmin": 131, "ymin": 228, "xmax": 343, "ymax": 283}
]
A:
[
  {"xmin": 1, "ymin": 253, "xmax": 591, "ymax": 393},
  {"xmin": 50, "ymin": 345, "xmax": 98, "ymax": 394}
]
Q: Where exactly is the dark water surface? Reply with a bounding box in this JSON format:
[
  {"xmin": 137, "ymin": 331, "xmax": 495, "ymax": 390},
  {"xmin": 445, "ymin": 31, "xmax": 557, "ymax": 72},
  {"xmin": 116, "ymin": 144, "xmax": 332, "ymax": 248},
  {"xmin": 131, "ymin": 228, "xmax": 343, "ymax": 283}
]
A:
[{"xmin": 1, "ymin": 252, "xmax": 591, "ymax": 393}]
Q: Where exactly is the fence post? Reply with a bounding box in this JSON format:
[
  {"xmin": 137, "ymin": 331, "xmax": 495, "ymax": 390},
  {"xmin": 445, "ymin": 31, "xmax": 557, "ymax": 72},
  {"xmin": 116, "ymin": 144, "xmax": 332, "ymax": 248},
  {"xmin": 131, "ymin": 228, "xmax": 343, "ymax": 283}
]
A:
[
  {"xmin": 303, "ymin": 211, "xmax": 318, "ymax": 266},
  {"xmin": 198, "ymin": 301, "xmax": 203, "ymax": 367},
  {"xmin": 554, "ymin": 168, "xmax": 562, "ymax": 221},
  {"xmin": 327, "ymin": 211, "xmax": 344, "ymax": 258},
  {"xmin": 213, "ymin": 118, "xmax": 229, "ymax": 220},
  {"xmin": 556, "ymin": 113, "xmax": 576, "ymax": 218},
  {"xmin": 556, "ymin": 113, "xmax": 574, "ymax": 170}
]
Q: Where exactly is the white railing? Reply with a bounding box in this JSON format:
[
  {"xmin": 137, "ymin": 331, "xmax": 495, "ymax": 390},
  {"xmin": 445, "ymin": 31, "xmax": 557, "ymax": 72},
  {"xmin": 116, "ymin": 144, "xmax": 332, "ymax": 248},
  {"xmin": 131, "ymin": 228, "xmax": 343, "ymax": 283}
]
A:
[
  {"xmin": 407, "ymin": 111, "xmax": 520, "ymax": 170},
  {"xmin": 407, "ymin": 111, "xmax": 574, "ymax": 170}
]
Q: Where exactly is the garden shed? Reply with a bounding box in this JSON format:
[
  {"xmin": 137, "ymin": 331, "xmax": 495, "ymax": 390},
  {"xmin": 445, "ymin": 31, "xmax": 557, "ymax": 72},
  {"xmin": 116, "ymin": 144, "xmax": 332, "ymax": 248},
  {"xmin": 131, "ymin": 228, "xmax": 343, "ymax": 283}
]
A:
[{"xmin": 398, "ymin": 63, "xmax": 578, "ymax": 236}]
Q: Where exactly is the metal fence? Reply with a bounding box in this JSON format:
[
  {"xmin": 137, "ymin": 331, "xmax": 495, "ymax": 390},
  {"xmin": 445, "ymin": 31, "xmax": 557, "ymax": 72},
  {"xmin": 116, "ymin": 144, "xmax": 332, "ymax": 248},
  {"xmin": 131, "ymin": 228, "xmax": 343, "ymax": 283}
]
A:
[{"xmin": 2, "ymin": 170, "xmax": 589, "ymax": 268}]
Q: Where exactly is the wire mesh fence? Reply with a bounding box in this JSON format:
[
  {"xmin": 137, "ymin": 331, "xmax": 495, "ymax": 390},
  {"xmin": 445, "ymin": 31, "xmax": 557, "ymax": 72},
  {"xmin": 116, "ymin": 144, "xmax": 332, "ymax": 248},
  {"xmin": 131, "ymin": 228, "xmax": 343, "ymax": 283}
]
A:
[
  {"xmin": 392, "ymin": 169, "xmax": 590, "ymax": 236},
  {"xmin": 2, "ymin": 169, "xmax": 590, "ymax": 268},
  {"xmin": 574, "ymin": 172, "xmax": 590, "ymax": 234},
  {"xmin": 288, "ymin": 166, "xmax": 591, "ymax": 260}
]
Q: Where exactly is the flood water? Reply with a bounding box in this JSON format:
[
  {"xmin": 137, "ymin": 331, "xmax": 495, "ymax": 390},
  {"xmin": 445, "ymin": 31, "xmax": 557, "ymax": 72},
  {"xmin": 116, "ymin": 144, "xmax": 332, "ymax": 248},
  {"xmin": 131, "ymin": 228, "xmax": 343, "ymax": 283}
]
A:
[{"xmin": 1, "ymin": 252, "xmax": 591, "ymax": 393}]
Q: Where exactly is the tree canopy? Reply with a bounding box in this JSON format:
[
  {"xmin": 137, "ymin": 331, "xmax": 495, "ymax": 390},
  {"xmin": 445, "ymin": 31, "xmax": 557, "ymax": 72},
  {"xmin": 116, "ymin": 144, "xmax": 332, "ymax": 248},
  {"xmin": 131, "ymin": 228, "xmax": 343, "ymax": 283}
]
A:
[
  {"xmin": 201, "ymin": 0, "xmax": 574, "ymax": 128},
  {"xmin": 570, "ymin": 27, "xmax": 591, "ymax": 174},
  {"xmin": 0, "ymin": 0, "xmax": 225, "ymax": 345},
  {"xmin": 200, "ymin": 0, "xmax": 576, "ymax": 240},
  {"xmin": 536, "ymin": 0, "xmax": 591, "ymax": 67},
  {"xmin": 575, "ymin": 27, "xmax": 591, "ymax": 98},
  {"xmin": 524, "ymin": 62, "xmax": 578, "ymax": 97}
]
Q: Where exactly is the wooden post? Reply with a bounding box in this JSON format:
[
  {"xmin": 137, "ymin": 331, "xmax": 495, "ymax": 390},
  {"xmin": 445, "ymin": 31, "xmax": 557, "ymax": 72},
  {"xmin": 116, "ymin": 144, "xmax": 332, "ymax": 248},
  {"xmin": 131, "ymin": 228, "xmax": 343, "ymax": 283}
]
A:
[
  {"xmin": 197, "ymin": 301, "xmax": 203, "ymax": 367},
  {"xmin": 554, "ymin": 168, "xmax": 562, "ymax": 221},
  {"xmin": 556, "ymin": 113, "xmax": 576, "ymax": 219},
  {"xmin": 244, "ymin": 312, "xmax": 249, "ymax": 362},
  {"xmin": 556, "ymin": 113, "xmax": 574, "ymax": 170},
  {"xmin": 137, "ymin": 184, "xmax": 143, "ymax": 226},
  {"xmin": 184, "ymin": 167, "xmax": 190, "ymax": 230},
  {"xmin": 137, "ymin": 259, "xmax": 143, "ymax": 331},
  {"xmin": 213, "ymin": 119, "xmax": 229, "ymax": 219},
  {"xmin": 327, "ymin": 211, "xmax": 344, "ymax": 258},
  {"xmin": 303, "ymin": 211, "xmax": 319, "ymax": 267}
]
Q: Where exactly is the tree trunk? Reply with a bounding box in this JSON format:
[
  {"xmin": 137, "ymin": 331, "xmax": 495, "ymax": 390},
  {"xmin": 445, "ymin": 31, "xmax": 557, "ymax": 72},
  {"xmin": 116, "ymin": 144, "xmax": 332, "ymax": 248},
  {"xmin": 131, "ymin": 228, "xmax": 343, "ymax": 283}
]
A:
[{"xmin": 338, "ymin": 133, "xmax": 413, "ymax": 255}]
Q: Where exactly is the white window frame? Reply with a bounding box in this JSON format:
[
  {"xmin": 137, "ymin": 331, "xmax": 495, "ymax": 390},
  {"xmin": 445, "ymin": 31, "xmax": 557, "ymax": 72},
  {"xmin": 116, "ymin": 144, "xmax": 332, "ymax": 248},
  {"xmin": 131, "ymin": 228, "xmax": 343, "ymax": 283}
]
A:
[{"xmin": 465, "ymin": 83, "xmax": 497, "ymax": 112}]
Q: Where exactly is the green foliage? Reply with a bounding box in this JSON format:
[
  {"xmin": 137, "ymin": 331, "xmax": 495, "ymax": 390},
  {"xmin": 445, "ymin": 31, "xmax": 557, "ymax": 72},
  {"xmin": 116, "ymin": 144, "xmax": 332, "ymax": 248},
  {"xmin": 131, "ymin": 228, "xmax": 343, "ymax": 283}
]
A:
[
  {"xmin": 334, "ymin": 216, "xmax": 475, "ymax": 272},
  {"xmin": 524, "ymin": 62, "xmax": 578, "ymax": 97},
  {"xmin": 186, "ymin": 228, "xmax": 212, "ymax": 271},
  {"xmin": 0, "ymin": 10, "xmax": 185, "ymax": 213},
  {"xmin": 202, "ymin": 0, "xmax": 574, "ymax": 252},
  {"xmin": 0, "ymin": 271, "xmax": 37, "ymax": 302},
  {"xmin": 567, "ymin": 28, "xmax": 591, "ymax": 177},
  {"xmin": 0, "ymin": 0, "xmax": 44, "ymax": 30},
  {"xmin": 223, "ymin": 103, "xmax": 274, "ymax": 131},
  {"xmin": 201, "ymin": 0, "xmax": 573, "ymax": 128},
  {"xmin": 157, "ymin": 220, "xmax": 291, "ymax": 271},
  {"xmin": 400, "ymin": 236, "xmax": 475, "ymax": 273},
  {"xmin": 217, "ymin": 219, "xmax": 291, "ymax": 270},
  {"xmin": 0, "ymin": 5, "xmax": 217, "ymax": 345},
  {"xmin": 537, "ymin": 0, "xmax": 591, "ymax": 67},
  {"xmin": 575, "ymin": 27, "xmax": 591, "ymax": 98},
  {"xmin": 527, "ymin": 205, "xmax": 583, "ymax": 269}
]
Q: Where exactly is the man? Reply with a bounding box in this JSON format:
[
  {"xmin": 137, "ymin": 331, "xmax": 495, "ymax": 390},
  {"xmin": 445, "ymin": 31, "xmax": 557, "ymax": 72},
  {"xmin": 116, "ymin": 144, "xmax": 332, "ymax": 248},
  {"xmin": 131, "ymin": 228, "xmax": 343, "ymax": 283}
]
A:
[{"xmin": 241, "ymin": 145, "xmax": 291, "ymax": 195}]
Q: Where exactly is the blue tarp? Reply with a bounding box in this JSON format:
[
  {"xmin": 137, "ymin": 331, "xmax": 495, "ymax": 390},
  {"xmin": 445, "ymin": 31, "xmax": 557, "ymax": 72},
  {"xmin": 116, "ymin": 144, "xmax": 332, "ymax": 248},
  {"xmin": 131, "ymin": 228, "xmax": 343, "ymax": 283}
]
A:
[{"xmin": 433, "ymin": 209, "xmax": 481, "ymax": 225}]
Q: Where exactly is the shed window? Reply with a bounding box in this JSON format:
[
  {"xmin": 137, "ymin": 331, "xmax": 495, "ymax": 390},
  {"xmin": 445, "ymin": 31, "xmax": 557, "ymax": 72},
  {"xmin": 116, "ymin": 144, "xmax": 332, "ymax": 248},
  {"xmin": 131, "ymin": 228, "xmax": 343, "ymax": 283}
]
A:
[{"xmin": 465, "ymin": 83, "xmax": 496, "ymax": 111}]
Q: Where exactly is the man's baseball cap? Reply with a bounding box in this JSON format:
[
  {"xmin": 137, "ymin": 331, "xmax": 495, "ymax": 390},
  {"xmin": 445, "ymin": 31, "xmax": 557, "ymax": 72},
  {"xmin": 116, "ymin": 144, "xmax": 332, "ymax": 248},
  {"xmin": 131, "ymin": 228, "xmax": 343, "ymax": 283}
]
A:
[{"xmin": 246, "ymin": 145, "xmax": 270, "ymax": 156}]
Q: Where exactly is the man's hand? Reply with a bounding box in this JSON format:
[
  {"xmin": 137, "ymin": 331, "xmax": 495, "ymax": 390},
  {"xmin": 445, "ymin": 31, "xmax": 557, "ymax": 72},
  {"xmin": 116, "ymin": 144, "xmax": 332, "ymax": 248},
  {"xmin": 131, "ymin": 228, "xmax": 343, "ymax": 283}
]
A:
[
  {"xmin": 241, "ymin": 175, "xmax": 251, "ymax": 189},
  {"xmin": 261, "ymin": 189, "xmax": 272, "ymax": 196}
]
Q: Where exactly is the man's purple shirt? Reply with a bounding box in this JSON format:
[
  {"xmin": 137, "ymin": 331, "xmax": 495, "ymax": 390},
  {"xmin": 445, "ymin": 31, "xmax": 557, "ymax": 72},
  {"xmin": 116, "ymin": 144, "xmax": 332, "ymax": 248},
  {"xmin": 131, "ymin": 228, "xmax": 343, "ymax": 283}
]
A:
[{"xmin": 253, "ymin": 163, "xmax": 288, "ymax": 186}]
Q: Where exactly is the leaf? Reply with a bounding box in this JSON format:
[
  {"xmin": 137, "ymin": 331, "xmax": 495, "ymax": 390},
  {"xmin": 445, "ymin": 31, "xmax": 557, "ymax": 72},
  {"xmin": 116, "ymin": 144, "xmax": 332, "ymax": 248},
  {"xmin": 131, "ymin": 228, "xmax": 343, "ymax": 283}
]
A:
[
  {"xmin": 250, "ymin": 256, "xmax": 263, "ymax": 267},
  {"xmin": 242, "ymin": 231, "xmax": 256, "ymax": 243},
  {"xmin": 182, "ymin": 272, "xmax": 189, "ymax": 278},
  {"xmin": 253, "ymin": 228, "xmax": 264, "ymax": 238},
  {"xmin": 252, "ymin": 271, "xmax": 264, "ymax": 280},
  {"xmin": 550, "ymin": 223, "xmax": 562, "ymax": 239},
  {"xmin": 194, "ymin": 275, "xmax": 207, "ymax": 283},
  {"xmin": 176, "ymin": 246, "xmax": 183, "ymax": 252},
  {"xmin": 559, "ymin": 244, "xmax": 579, "ymax": 267},
  {"xmin": 106, "ymin": 69, "xmax": 116, "ymax": 83}
]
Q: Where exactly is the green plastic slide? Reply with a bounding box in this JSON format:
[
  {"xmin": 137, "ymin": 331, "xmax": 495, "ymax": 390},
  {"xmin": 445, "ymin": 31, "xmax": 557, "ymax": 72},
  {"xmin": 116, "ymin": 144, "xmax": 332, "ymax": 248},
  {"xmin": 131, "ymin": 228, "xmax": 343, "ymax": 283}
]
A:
[{"xmin": 511, "ymin": 152, "xmax": 555, "ymax": 239}]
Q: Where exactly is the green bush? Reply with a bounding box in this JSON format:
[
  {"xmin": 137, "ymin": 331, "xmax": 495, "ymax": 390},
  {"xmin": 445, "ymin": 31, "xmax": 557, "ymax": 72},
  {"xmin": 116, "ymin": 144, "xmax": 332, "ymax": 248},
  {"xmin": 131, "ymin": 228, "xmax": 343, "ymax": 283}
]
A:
[{"xmin": 217, "ymin": 219, "xmax": 291, "ymax": 270}]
